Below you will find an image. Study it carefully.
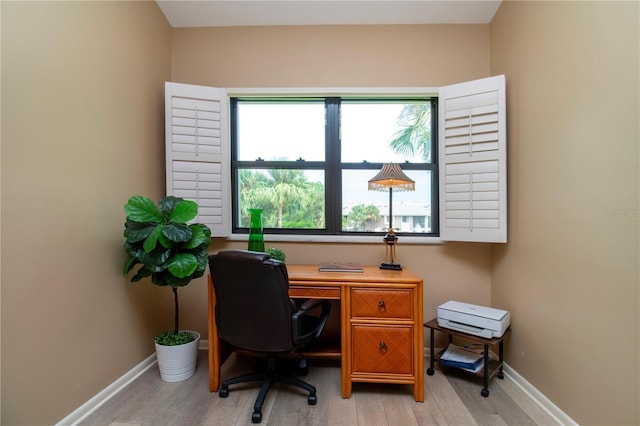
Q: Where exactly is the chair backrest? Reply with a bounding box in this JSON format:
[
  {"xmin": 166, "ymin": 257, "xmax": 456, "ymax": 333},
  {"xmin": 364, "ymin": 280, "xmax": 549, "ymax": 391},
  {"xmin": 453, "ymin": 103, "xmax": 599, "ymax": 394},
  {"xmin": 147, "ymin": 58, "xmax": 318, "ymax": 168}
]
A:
[{"xmin": 209, "ymin": 250, "xmax": 296, "ymax": 352}]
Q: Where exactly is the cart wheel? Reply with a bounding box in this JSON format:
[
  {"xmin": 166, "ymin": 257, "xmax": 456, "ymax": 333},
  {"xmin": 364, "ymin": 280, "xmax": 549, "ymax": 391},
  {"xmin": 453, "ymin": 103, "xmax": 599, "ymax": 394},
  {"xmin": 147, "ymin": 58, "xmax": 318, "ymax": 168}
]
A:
[
  {"xmin": 427, "ymin": 368, "xmax": 434, "ymax": 376},
  {"xmin": 498, "ymin": 371, "xmax": 504, "ymax": 379},
  {"xmin": 252, "ymin": 410, "xmax": 262, "ymax": 423},
  {"xmin": 219, "ymin": 385, "xmax": 229, "ymax": 398},
  {"xmin": 481, "ymin": 388, "xmax": 489, "ymax": 397}
]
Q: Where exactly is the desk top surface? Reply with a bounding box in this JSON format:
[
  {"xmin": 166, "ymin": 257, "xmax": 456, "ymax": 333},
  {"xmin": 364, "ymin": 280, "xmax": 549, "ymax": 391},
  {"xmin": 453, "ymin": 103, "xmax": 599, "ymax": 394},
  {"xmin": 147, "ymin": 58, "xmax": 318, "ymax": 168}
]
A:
[{"xmin": 286, "ymin": 264, "xmax": 422, "ymax": 284}]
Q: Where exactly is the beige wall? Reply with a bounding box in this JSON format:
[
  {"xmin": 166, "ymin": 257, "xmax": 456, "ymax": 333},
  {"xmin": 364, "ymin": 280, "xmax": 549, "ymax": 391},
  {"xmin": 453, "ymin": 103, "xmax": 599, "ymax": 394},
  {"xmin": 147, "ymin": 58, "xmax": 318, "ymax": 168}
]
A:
[
  {"xmin": 172, "ymin": 22, "xmax": 496, "ymax": 366},
  {"xmin": 490, "ymin": 1, "xmax": 639, "ymax": 425},
  {"xmin": 171, "ymin": 24, "xmax": 490, "ymax": 88},
  {"xmin": 1, "ymin": 1, "xmax": 171, "ymax": 424}
]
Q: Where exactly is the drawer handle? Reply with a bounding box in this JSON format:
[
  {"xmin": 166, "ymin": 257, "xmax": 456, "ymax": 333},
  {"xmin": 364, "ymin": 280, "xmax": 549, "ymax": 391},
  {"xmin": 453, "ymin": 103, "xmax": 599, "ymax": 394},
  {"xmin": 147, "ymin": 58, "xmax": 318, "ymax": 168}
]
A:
[
  {"xmin": 378, "ymin": 300, "xmax": 386, "ymax": 312},
  {"xmin": 379, "ymin": 341, "xmax": 387, "ymax": 353}
]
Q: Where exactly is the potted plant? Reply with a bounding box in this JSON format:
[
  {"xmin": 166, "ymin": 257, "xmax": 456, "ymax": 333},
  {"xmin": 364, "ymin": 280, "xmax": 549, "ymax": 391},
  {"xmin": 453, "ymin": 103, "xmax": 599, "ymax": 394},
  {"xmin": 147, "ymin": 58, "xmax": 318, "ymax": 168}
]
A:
[
  {"xmin": 123, "ymin": 195, "xmax": 211, "ymax": 382},
  {"xmin": 266, "ymin": 247, "xmax": 286, "ymax": 262}
]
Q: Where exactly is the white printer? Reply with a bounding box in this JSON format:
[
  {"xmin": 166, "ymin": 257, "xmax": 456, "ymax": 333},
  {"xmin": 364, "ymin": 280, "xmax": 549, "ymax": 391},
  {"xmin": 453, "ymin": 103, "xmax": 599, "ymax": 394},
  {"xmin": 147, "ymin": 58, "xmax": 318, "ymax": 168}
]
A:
[{"xmin": 437, "ymin": 301, "xmax": 510, "ymax": 339}]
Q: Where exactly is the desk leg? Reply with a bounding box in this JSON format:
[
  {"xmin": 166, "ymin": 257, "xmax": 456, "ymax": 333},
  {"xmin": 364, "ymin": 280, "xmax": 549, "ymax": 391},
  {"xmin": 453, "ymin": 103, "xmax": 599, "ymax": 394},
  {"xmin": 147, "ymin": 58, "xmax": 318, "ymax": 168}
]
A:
[
  {"xmin": 341, "ymin": 286, "xmax": 352, "ymax": 398},
  {"xmin": 498, "ymin": 339, "xmax": 505, "ymax": 379},
  {"xmin": 208, "ymin": 275, "xmax": 221, "ymax": 392},
  {"xmin": 481, "ymin": 344, "xmax": 490, "ymax": 397},
  {"xmin": 427, "ymin": 327, "xmax": 435, "ymax": 376}
]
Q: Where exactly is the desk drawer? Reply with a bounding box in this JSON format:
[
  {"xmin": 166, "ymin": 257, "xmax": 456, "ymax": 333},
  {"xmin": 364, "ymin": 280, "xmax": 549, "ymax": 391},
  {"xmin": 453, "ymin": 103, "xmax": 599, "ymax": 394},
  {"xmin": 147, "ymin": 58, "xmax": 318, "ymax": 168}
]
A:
[
  {"xmin": 289, "ymin": 286, "xmax": 340, "ymax": 299},
  {"xmin": 351, "ymin": 288, "xmax": 412, "ymax": 319},
  {"xmin": 352, "ymin": 325, "xmax": 413, "ymax": 375}
]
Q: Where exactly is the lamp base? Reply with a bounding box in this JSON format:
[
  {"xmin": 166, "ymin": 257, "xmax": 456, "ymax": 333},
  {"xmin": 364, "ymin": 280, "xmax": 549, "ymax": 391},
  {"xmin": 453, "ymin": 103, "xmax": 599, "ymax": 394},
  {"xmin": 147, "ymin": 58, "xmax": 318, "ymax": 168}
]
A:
[{"xmin": 380, "ymin": 262, "xmax": 403, "ymax": 271}]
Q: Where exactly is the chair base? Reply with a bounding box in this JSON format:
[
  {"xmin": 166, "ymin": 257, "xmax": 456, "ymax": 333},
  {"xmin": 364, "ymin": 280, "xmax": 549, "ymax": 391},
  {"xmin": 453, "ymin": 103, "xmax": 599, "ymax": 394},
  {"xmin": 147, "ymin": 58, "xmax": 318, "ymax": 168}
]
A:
[{"xmin": 219, "ymin": 355, "xmax": 317, "ymax": 424}]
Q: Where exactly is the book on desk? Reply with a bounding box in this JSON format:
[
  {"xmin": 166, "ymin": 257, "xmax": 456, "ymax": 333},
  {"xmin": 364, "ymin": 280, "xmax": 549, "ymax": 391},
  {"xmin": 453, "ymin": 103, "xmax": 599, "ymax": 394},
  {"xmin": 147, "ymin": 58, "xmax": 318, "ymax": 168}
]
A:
[{"xmin": 318, "ymin": 262, "xmax": 363, "ymax": 272}]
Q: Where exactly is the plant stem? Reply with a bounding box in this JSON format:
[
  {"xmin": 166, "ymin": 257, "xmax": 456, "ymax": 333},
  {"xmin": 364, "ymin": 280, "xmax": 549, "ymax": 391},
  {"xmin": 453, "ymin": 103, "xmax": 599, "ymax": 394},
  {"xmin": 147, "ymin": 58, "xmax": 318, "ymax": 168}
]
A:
[{"xmin": 173, "ymin": 287, "xmax": 179, "ymax": 334}]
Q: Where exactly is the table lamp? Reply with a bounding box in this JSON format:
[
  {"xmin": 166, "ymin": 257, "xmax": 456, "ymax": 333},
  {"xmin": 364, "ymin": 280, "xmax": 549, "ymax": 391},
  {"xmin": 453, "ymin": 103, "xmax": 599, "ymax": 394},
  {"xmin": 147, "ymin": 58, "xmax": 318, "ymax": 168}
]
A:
[{"xmin": 368, "ymin": 163, "xmax": 415, "ymax": 270}]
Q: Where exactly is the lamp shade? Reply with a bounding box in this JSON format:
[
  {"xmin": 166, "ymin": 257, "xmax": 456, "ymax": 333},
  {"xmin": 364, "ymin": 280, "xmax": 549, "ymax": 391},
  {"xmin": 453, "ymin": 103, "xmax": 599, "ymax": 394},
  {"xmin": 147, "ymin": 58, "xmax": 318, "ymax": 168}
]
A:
[{"xmin": 368, "ymin": 163, "xmax": 415, "ymax": 192}]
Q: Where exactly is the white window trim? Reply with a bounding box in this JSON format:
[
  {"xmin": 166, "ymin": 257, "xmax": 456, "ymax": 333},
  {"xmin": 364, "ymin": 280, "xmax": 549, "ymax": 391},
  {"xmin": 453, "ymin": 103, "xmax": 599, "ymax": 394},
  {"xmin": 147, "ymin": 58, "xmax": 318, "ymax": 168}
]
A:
[
  {"xmin": 227, "ymin": 86, "xmax": 439, "ymax": 98},
  {"xmin": 166, "ymin": 80, "xmax": 506, "ymax": 245},
  {"xmin": 227, "ymin": 87, "xmax": 442, "ymax": 244},
  {"xmin": 226, "ymin": 233, "xmax": 445, "ymax": 245}
]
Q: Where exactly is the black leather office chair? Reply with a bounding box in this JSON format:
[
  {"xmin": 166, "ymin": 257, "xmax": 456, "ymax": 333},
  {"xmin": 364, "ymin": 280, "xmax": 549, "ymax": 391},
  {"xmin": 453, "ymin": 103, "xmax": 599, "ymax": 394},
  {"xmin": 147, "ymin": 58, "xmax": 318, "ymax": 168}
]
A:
[{"xmin": 209, "ymin": 250, "xmax": 331, "ymax": 424}]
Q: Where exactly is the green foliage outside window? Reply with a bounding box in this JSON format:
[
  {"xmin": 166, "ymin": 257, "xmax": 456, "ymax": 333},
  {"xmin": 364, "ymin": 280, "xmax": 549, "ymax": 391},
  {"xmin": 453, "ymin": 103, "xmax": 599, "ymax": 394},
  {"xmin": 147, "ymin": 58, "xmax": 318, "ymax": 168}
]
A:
[
  {"xmin": 240, "ymin": 169, "xmax": 325, "ymax": 229},
  {"xmin": 346, "ymin": 204, "xmax": 381, "ymax": 232}
]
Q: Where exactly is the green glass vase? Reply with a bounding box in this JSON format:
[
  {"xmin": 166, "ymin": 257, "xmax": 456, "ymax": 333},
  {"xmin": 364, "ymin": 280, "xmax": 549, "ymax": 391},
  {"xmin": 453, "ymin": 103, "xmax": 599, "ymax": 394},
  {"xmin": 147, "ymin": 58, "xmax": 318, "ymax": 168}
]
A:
[{"xmin": 247, "ymin": 208, "xmax": 265, "ymax": 252}]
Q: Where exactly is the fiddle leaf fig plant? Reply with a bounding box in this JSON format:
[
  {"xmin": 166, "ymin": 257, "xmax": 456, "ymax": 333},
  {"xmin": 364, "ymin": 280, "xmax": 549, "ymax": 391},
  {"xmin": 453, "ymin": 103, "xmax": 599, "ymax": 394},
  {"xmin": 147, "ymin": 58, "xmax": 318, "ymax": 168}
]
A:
[{"xmin": 123, "ymin": 195, "xmax": 211, "ymax": 346}]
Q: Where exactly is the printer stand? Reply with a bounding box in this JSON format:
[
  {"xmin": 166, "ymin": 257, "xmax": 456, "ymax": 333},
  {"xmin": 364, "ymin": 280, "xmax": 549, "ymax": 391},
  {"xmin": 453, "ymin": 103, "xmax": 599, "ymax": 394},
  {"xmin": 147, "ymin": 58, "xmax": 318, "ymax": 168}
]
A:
[{"xmin": 424, "ymin": 318, "xmax": 511, "ymax": 397}]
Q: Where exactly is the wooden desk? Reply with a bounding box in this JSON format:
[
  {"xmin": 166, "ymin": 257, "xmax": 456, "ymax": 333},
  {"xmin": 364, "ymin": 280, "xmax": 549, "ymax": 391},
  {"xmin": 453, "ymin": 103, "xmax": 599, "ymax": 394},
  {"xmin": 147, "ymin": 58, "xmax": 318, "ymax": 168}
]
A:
[{"xmin": 208, "ymin": 265, "xmax": 424, "ymax": 402}]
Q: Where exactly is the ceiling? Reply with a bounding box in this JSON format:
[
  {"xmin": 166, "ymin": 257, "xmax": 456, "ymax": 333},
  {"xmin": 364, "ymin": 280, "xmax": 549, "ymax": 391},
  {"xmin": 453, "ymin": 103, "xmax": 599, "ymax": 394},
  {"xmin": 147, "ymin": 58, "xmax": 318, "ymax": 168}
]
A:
[{"xmin": 156, "ymin": 0, "xmax": 502, "ymax": 28}]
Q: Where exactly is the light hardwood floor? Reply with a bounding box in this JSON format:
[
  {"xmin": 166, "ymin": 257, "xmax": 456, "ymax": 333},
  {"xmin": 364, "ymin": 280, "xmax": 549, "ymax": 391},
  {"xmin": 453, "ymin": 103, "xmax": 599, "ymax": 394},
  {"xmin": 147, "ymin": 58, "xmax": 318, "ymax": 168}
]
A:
[{"xmin": 80, "ymin": 351, "xmax": 559, "ymax": 426}]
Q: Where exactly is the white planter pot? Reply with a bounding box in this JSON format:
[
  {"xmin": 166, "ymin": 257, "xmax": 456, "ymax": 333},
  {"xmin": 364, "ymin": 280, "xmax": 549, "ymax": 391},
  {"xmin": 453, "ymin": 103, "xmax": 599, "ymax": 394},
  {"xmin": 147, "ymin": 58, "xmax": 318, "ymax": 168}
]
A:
[{"xmin": 154, "ymin": 330, "xmax": 200, "ymax": 382}]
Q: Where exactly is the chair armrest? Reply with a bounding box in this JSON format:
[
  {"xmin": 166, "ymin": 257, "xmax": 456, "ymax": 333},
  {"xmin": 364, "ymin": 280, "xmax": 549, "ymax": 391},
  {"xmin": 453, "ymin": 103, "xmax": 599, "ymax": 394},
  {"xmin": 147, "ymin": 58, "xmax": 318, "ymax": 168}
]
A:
[
  {"xmin": 292, "ymin": 299, "xmax": 331, "ymax": 343},
  {"xmin": 297, "ymin": 298, "xmax": 328, "ymax": 313}
]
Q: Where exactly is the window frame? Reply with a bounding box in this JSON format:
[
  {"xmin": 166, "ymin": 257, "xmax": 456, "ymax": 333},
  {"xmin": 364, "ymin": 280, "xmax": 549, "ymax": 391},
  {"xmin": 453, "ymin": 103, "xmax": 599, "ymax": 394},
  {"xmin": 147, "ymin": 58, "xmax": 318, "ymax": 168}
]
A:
[
  {"xmin": 228, "ymin": 88, "xmax": 440, "ymax": 239},
  {"xmin": 165, "ymin": 77, "xmax": 506, "ymax": 245}
]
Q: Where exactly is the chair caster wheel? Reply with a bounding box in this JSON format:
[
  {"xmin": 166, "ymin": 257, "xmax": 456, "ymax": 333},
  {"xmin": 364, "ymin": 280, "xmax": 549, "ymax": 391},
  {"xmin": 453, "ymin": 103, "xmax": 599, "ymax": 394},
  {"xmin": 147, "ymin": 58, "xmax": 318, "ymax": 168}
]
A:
[
  {"xmin": 498, "ymin": 371, "xmax": 504, "ymax": 379},
  {"xmin": 308, "ymin": 393, "xmax": 317, "ymax": 405},
  {"xmin": 481, "ymin": 388, "xmax": 490, "ymax": 397},
  {"xmin": 427, "ymin": 368, "xmax": 434, "ymax": 376},
  {"xmin": 219, "ymin": 386, "xmax": 229, "ymax": 398},
  {"xmin": 252, "ymin": 410, "xmax": 262, "ymax": 423}
]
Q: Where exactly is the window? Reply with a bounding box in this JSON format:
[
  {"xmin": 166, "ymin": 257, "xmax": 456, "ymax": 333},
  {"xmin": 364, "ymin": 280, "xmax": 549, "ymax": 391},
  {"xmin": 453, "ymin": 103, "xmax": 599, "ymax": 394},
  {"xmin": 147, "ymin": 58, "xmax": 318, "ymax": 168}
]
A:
[
  {"xmin": 230, "ymin": 97, "xmax": 438, "ymax": 237},
  {"xmin": 164, "ymin": 75, "xmax": 507, "ymax": 243}
]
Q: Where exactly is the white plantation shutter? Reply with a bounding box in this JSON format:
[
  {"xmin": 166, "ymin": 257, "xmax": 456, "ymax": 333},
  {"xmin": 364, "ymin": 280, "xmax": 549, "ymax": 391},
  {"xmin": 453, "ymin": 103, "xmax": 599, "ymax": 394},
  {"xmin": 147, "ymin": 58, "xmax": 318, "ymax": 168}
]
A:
[
  {"xmin": 439, "ymin": 75, "xmax": 507, "ymax": 243},
  {"xmin": 165, "ymin": 82, "xmax": 230, "ymax": 237}
]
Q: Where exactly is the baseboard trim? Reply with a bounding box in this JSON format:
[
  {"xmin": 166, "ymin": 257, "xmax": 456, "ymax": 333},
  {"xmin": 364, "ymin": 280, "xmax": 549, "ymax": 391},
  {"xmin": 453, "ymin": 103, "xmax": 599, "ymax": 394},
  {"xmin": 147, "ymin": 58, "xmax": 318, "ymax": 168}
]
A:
[
  {"xmin": 55, "ymin": 353, "xmax": 157, "ymax": 426},
  {"xmin": 60, "ymin": 342, "xmax": 576, "ymax": 426},
  {"xmin": 57, "ymin": 341, "xmax": 210, "ymax": 426},
  {"xmin": 503, "ymin": 362, "xmax": 578, "ymax": 426},
  {"xmin": 425, "ymin": 346, "xmax": 576, "ymax": 426}
]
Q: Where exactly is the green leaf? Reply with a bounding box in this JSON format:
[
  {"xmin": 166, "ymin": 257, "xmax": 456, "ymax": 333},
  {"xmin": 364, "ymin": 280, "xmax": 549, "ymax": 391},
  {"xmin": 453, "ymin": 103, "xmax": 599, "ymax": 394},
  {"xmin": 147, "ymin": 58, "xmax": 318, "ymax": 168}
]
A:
[
  {"xmin": 131, "ymin": 266, "xmax": 152, "ymax": 282},
  {"xmin": 143, "ymin": 224, "xmax": 163, "ymax": 253},
  {"xmin": 162, "ymin": 223, "xmax": 192, "ymax": 243},
  {"xmin": 123, "ymin": 256, "xmax": 138, "ymax": 275},
  {"xmin": 182, "ymin": 224, "xmax": 207, "ymax": 249},
  {"xmin": 158, "ymin": 232, "xmax": 171, "ymax": 249},
  {"xmin": 138, "ymin": 247, "xmax": 171, "ymax": 267},
  {"xmin": 191, "ymin": 245, "xmax": 210, "ymax": 264},
  {"xmin": 123, "ymin": 241, "xmax": 142, "ymax": 258},
  {"xmin": 151, "ymin": 269, "xmax": 190, "ymax": 286},
  {"xmin": 202, "ymin": 224, "xmax": 211, "ymax": 239},
  {"xmin": 169, "ymin": 200, "xmax": 198, "ymax": 224},
  {"xmin": 123, "ymin": 219, "xmax": 157, "ymax": 243},
  {"xmin": 158, "ymin": 196, "xmax": 183, "ymax": 217},
  {"xmin": 124, "ymin": 196, "xmax": 163, "ymax": 223},
  {"xmin": 150, "ymin": 271, "xmax": 171, "ymax": 286},
  {"xmin": 266, "ymin": 247, "xmax": 286, "ymax": 262},
  {"xmin": 155, "ymin": 331, "xmax": 195, "ymax": 346},
  {"xmin": 167, "ymin": 253, "xmax": 198, "ymax": 278}
]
